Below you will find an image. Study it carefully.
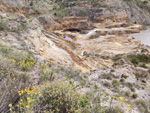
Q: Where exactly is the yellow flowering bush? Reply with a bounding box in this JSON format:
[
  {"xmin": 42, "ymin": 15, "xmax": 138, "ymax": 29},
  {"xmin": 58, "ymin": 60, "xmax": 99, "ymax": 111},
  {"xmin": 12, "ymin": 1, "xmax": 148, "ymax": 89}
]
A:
[
  {"xmin": 0, "ymin": 44, "xmax": 35, "ymax": 71},
  {"xmin": 28, "ymin": 81, "xmax": 83, "ymax": 113},
  {"xmin": 41, "ymin": 68, "xmax": 52, "ymax": 81},
  {"xmin": 8, "ymin": 86, "xmax": 41, "ymax": 112},
  {"xmin": 113, "ymin": 96, "xmax": 130, "ymax": 107},
  {"xmin": 112, "ymin": 96, "xmax": 132, "ymax": 112},
  {"xmin": 8, "ymin": 104, "xmax": 12, "ymax": 111},
  {"xmin": 18, "ymin": 56, "xmax": 36, "ymax": 71},
  {"xmin": 0, "ymin": 57, "xmax": 31, "ymax": 112}
]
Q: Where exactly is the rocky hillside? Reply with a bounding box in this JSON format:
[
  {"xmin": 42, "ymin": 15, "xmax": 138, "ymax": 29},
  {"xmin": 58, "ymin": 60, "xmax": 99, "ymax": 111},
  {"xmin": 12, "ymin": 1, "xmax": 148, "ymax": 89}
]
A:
[
  {"xmin": 1, "ymin": 0, "xmax": 150, "ymax": 24},
  {"xmin": 0, "ymin": 0, "xmax": 150, "ymax": 113},
  {"xmin": 55, "ymin": 0, "xmax": 150, "ymax": 24}
]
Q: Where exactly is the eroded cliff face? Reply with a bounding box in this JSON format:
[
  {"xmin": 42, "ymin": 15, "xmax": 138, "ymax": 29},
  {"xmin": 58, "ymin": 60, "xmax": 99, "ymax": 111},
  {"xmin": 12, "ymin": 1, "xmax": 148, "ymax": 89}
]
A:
[
  {"xmin": 1, "ymin": 0, "xmax": 150, "ymax": 25},
  {"xmin": 0, "ymin": 0, "xmax": 149, "ymax": 72},
  {"xmin": 50, "ymin": 0, "xmax": 150, "ymax": 25},
  {"xmin": 0, "ymin": 4, "xmax": 147, "ymax": 73}
]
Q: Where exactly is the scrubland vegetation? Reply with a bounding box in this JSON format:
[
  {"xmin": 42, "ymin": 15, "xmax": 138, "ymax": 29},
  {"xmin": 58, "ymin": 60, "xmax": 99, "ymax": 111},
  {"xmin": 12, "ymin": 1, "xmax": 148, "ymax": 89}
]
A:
[
  {"xmin": 1, "ymin": 44, "xmax": 150, "ymax": 113},
  {"xmin": 0, "ymin": 44, "xmax": 135, "ymax": 113}
]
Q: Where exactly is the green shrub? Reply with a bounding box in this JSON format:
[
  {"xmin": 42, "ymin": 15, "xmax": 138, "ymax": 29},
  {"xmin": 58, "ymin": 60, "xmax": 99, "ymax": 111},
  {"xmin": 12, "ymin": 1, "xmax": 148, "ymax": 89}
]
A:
[
  {"xmin": 130, "ymin": 57, "xmax": 139, "ymax": 66},
  {"xmin": 18, "ymin": 24, "xmax": 25, "ymax": 31},
  {"xmin": 30, "ymin": 1, "xmax": 33, "ymax": 6},
  {"xmin": 0, "ymin": 45, "xmax": 11, "ymax": 55},
  {"xmin": 135, "ymin": 100, "xmax": 148, "ymax": 112},
  {"xmin": 103, "ymin": 81, "xmax": 113, "ymax": 88},
  {"xmin": 111, "ymin": 69, "xmax": 115, "ymax": 72},
  {"xmin": 121, "ymin": 74, "xmax": 129, "ymax": 79},
  {"xmin": 0, "ymin": 21, "xmax": 4, "ymax": 31},
  {"xmin": 112, "ymin": 54, "xmax": 123, "ymax": 61},
  {"xmin": 29, "ymin": 81, "xmax": 82, "ymax": 113},
  {"xmin": 143, "ymin": 1, "xmax": 148, "ymax": 4},
  {"xmin": 19, "ymin": 56, "xmax": 35, "ymax": 71},
  {"xmin": 132, "ymin": 93, "xmax": 138, "ymax": 99},
  {"xmin": 124, "ymin": 83, "xmax": 135, "ymax": 92},
  {"xmin": 81, "ymin": 91, "xmax": 108, "ymax": 113},
  {"xmin": 130, "ymin": 87, "xmax": 135, "ymax": 92},
  {"xmin": 41, "ymin": 68, "xmax": 54, "ymax": 81},
  {"xmin": 0, "ymin": 44, "xmax": 25, "ymax": 62},
  {"xmin": 80, "ymin": 95, "xmax": 89, "ymax": 109},
  {"xmin": 54, "ymin": 12, "xmax": 57, "ymax": 16},
  {"xmin": 124, "ymin": 90, "xmax": 131, "ymax": 97},
  {"xmin": 140, "ymin": 63, "xmax": 147, "ymax": 68},
  {"xmin": 120, "ymin": 78, "xmax": 125, "ymax": 85},
  {"xmin": 135, "ymin": 72, "xmax": 145, "ymax": 79},
  {"xmin": 135, "ymin": 0, "xmax": 150, "ymax": 12},
  {"xmin": 112, "ymin": 79, "xmax": 119, "ymax": 87},
  {"xmin": 134, "ymin": 21, "xmax": 137, "ymax": 24},
  {"xmin": 141, "ymin": 86, "xmax": 145, "ymax": 89},
  {"xmin": 100, "ymin": 73, "xmax": 113, "ymax": 80},
  {"xmin": 94, "ymin": 84, "xmax": 99, "ymax": 90},
  {"xmin": 70, "ymin": 2, "xmax": 76, "ymax": 7},
  {"xmin": 105, "ymin": 106, "xmax": 124, "ymax": 113},
  {"xmin": 138, "ymin": 54, "xmax": 150, "ymax": 62},
  {"xmin": 0, "ymin": 44, "xmax": 35, "ymax": 71},
  {"xmin": 141, "ymin": 49, "xmax": 145, "ymax": 53},
  {"xmin": 127, "ymin": 54, "xmax": 150, "ymax": 66}
]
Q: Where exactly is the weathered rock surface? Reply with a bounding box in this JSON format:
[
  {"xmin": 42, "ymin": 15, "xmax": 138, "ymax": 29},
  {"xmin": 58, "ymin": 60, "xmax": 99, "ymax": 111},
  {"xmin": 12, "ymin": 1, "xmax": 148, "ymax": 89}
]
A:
[
  {"xmin": 52, "ymin": 17, "xmax": 94, "ymax": 31},
  {"xmin": 1, "ymin": 15, "xmax": 148, "ymax": 74},
  {"xmin": 1, "ymin": 0, "xmax": 150, "ymax": 25}
]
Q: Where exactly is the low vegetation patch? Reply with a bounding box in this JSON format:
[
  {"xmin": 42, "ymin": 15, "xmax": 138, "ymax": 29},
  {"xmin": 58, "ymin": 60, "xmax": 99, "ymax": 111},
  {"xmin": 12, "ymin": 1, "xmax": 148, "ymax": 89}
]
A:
[
  {"xmin": 103, "ymin": 80, "xmax": 113, "ymax": 88},
  {"xmin": 127, "ymin": 54, "xmax": 150, "ymax": 66},
  {"xmin": 25, "ymin": 81, "xmax": 82, "ymax": 113},
  {"xmin": 124, "ymin": 90, "xmax": 131, "ymax": 97},
  {"xmin": 99, "ymin": 73, "xmax": 113, "ymax": 80},
  {"xmin": 0, "ymin": 42, "xmax": 149, "ymax": 113},
  {"xmin": 0, "ymin": 63, "xmax": 31, "ymax": 113},
  {"xmin": 121, "ymin": 74, "xmax": 129, "ymax": 79},
  {"xmin": 105, "ymin": 106, "xmax": 124, "ymax": 113},
  {"xmin": 140, "ymin": 63, "xmax": 148, "ymax": 68},
  {"xmin": 19, "ymin": 56, "xmax": 36, "ymax": 71},
  {"xmin": 135, "ymin": 100, "xmax": 149, "ymax": 112},
  {"xmin": 112, "ymin": 54, "xmax": 123, "ymax": 61},
  {"xmin": 112, "ymin": 79, "xmax": 119, "ymax": 87},
  {"xmin": 132, "ymin": 93, "xmax": 138, "ymax": 99},
  {"xmin": 0, "ymin": 44, "xmax": 36, "ymax": 112}
]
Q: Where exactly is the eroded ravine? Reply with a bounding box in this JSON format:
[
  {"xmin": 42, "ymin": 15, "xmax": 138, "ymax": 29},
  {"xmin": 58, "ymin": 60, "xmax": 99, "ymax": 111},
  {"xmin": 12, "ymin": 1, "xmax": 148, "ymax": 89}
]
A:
[{"xmin": 27, "ymin": 17, "xmax": 147, "ymax": 72}]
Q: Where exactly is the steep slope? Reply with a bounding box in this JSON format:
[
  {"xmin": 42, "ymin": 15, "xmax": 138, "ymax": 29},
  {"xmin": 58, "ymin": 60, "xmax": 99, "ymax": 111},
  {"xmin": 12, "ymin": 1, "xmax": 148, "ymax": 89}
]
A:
[{"xmin": 52, "ymin": 0, "xmax": 150, "ymax": 24}]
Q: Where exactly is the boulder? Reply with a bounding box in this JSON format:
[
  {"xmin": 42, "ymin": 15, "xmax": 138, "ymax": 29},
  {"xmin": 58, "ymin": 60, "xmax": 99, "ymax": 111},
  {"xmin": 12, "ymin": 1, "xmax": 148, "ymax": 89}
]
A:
[{"xmin": 0, "ymin": 13, "xmax": 7, "ymax": 19}]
